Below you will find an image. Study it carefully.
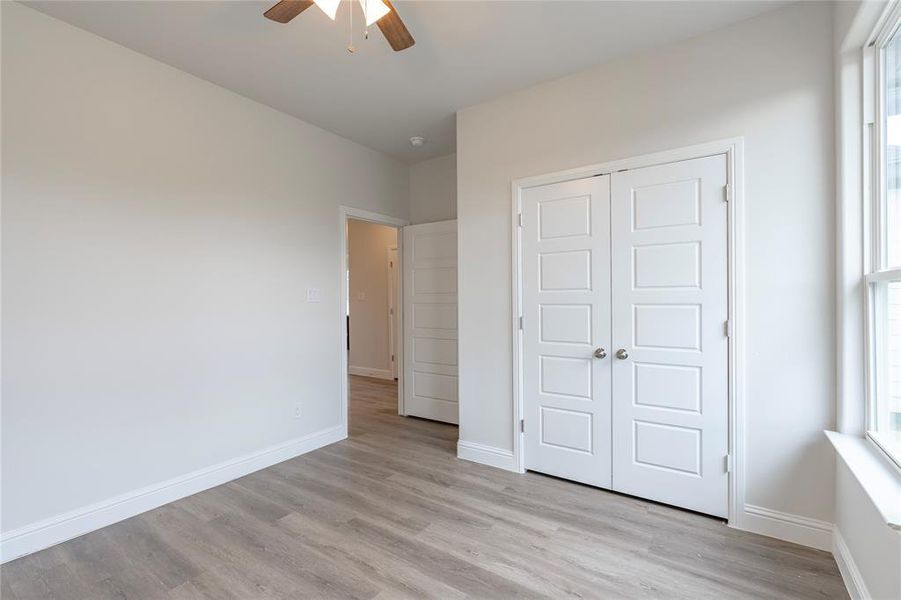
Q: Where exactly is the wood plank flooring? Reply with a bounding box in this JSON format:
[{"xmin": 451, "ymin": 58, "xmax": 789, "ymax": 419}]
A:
[{"xmin": 2, "ymin": 375, "xmax": 848, "ymax": 599}]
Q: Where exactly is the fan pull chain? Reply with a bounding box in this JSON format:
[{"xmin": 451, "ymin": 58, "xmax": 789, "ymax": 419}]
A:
[{"xmin": 347, "ymin": 0, "xmax": 356, "ymax": 54}]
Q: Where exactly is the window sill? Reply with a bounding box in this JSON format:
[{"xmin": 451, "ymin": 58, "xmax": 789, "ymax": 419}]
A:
[
  {"xmin": 867, "ymin": 430, "xmax": 901, "ymax": 470},
  {"xmin": 825, "ymin": 430, "xmax": 901, "ymax": 532}
]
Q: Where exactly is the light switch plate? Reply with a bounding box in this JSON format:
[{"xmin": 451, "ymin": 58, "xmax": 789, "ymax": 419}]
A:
[{"xmin": 306, "ymin": 288, "xmax": 321, "ymax": 303}]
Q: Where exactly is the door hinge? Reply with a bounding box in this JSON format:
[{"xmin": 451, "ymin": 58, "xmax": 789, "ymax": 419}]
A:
[
  {"xmin": 520, "ymin": 419, "xmax": 525, "ymax": 433},
  {"xmin": 724, "ymin": 454, "xmax": 732, "ymax": 473},
  {"xmin": 724, "ymin": 320, "xmax": 731, "ymax": 337},
  {"xmin": 723, "ymin": 183, "xmax": 732, "ymax": 203},
  {"xmin": 519, "ymin": 316, "xmax": 523, "ymax": 330},
  {"xmin": 518, "ymin": 213, "xmax": 523, "ymax": 228}
]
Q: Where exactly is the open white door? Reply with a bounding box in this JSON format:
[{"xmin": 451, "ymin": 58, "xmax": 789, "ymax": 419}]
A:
[{"xmin": 403, "ymin": 220, "xmax": 458, "ymax": 424}]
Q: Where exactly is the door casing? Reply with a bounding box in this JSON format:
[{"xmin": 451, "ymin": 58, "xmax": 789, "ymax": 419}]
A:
[
  {"xmin": 339, "ymin": 206, "xmax": 408, "ymax": 434},
  {"xmin": 510, "ymin": 138, "xmax": 746, "ymax": 527}
]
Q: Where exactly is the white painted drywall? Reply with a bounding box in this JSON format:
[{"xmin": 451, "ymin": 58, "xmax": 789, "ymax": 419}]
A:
[
  {"xmin": 835, "ymin": 460, "xmax": 901, "ymax": 599},
  {"xmin": 457, "ymin": 2, "xmax": 836, "ymax": 523},
  {"xmin": 347, "ymin": 219, "xmax": 397, "ymax": 377},
  {"xmin": 409, "ymin": 153, "xmax": 457, "ymax": 224},
  {"xmin": 1, "ymin": 2, "xmax": 408, "ymax": 535}
]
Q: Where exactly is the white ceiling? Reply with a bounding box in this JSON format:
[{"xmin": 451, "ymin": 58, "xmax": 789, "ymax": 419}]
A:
[{"xmin": 27, "ymin": 0, "xmax": 788, "ymax": 163}]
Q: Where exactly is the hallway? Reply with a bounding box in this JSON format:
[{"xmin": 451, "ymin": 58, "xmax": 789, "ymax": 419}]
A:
[{"xmin": 2, "ymin": 376, "xmax": 846, "ymax": 599}]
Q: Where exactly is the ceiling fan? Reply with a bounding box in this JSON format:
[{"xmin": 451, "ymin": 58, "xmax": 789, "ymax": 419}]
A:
[{"xmin": 264, "ymin": 0, "xmax": 415, "ymax": 52}]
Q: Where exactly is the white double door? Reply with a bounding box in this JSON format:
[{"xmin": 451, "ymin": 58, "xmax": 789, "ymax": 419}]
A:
[{"xmin": 521, "ymin": 154, "xmax": 729, "ymax": 518}]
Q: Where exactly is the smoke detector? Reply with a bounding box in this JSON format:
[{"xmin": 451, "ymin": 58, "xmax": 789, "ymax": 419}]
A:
[{"xmin": 409, "ymin": 136, "xmax": 426, "ymax": 148}]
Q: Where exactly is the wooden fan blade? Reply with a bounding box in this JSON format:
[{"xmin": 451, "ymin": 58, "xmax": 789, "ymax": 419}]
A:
[
  {"xmin": 376, "ymin": 0, "xmax": 415, "ymax": 52},
  {"xmin": 264, "ymin": 0, "xmax": 314, "ymax": 23}
]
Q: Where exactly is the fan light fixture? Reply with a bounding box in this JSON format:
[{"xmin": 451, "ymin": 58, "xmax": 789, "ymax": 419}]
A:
[
  {"xmin": 359, "ymin": 0, "xmax": 390, "ymax": 26},
  {"xmin": 312, "ymin": 0, "xmax": 389, "ymax": 25},
  {"xmin": 264, "ymin": 0, "xmax": 414, "ymax": 52},
  {"xmin": 312, "ymin": 0, "xmax": 341, "ymax": 20}
]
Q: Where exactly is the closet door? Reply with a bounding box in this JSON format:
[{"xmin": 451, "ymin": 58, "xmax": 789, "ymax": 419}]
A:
[
  {"xmin": 521, "ymin": 176, "xmax": 612, "ymax": 488},
  {"xmin": 610, "ymin": 155, "xmax": 729, "ymax": 517}
]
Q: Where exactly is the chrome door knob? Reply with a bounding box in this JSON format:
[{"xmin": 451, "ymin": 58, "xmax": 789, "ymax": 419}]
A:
[
  {"xmin": 615, "ymin": 349, "xmax": 629, "ymax": 360},
  {"xmin": 594, "ymin": 347, "xmax": 607, "ymax": 359}
]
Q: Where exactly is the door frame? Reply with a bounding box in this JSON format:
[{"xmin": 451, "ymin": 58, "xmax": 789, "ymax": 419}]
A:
[
  {"xmin": 339, "ymin": 206, "xmax": 408, "ymax": 436},
  {"xmin": 387, "ymin": 246, "xmax": 398, "ymax": 380},
  {"xmin": 510, "ymin": 138, "xmax": 746, "ymax": 527}
]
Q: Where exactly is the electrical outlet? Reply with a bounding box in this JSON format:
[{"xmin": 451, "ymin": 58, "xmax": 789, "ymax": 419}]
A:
[{"xmin": 293, "ymin": 403, "xmax": 302, "ymax": 419}]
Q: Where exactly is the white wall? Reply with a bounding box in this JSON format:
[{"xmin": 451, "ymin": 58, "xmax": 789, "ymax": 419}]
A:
[
  {"xmin": 1, "ymin": 1, "xmax": 408, "ymax": 542},
  {"xmin": 409, "ymin": 153, "xmax": 456, "ymax": 224},
  {"xmin": 457, "ymin": 2, "xmax": 836, "ymax": 525},
  {"xmin": 835, "ymin": 460, "xmax": 901, "ymax": 599},
  {"xmin": 348, "ymin": 219, "xmax": 397, "ymax": 378}
]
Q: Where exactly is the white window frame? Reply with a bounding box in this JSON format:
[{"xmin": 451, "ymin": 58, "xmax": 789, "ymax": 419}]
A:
[{"xmin": 863, "ymin": 2, "xmax": 901, "ymax": 468}]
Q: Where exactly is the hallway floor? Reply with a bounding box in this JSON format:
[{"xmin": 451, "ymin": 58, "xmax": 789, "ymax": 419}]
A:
[{"xmin": 2, "ymin": 375, "xmax": 847, "ymax": 599}]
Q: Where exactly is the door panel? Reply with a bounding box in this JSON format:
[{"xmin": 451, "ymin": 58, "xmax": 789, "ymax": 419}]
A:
[
  {"xmin": 611, "ymin": 154, "xmax": 729, "ymax": 518},
  {"xmin": 403, "ymin": 220, "xmax": 458, "ymax": 424},
  {"xmin": 522, "ymin": 176, "xmax": 612, "ymax": 488}
]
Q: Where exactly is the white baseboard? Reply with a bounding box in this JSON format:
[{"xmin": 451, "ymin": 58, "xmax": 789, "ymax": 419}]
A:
[
  {"xmin": 833, "ymin": 527, "xmax": 871, "ymax": 600},
  {"xmin": 457, "ymin": 440, "xmax": 519, "ymax": 472},
  {"xmin": 348, "ymin": 366, "xmax": 394, "ymax": 380},
  {"xmin": 738, "ymin": 504, "xmax": 833, "ymax": 551},
  {"xmin": 0, "ymin": 425, "xmax": 346, "ymax": 563}
]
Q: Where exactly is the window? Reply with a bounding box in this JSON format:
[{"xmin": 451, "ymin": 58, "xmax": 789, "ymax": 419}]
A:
[{"xmin": 868, "ymin": 20, "xmax": 901, "ymax": 466}]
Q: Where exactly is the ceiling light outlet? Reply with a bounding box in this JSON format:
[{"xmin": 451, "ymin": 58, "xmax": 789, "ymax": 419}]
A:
[{"xmin": 409, "ymin": 136, "xmax": 426, "ymax": 148}]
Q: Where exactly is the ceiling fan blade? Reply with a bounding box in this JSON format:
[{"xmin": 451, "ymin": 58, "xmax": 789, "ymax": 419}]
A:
[
  {"xmin": 376, "ymin": 0, "xmax": 415, "ymax": 52},
  {"xmin": 264, "ymin": 0, "xmax": 314, "ymax": 23}
]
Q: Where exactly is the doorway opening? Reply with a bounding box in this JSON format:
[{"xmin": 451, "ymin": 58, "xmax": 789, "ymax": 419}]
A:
[{"xmin": 338, "ymin": 207, "xmax": 460, "ymax": 443}]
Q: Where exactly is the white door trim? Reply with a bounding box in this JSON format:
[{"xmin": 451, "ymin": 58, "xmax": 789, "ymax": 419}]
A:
[
  {"xmin": 387, "ymin": 246, "xmax": 399, "ymax": 380},
  {"xmin": 339, "ymin": 206, "xmax": 408, "ymax": 432},
  {"xmin": 510, "ymin": 138, "xmax": 746, "ymax": 527}
]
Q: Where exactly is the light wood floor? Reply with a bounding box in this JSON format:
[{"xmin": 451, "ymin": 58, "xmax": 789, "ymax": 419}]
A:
[{"xmin": 2, "ymin": 375, "xmax": 847, "ymax": 599}]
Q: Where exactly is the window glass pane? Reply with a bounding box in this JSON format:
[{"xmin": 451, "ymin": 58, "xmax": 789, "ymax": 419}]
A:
[
  {"xmin": 873, "ymin": 280, "xmax": 901, "ymax": 464},
  {"xmin": 887, "ymin": 281, "xmax": 901, "ymax": 435},
  {"xmin": 884, "ymin": 32, "xmax": 901, "ymax": 268}
]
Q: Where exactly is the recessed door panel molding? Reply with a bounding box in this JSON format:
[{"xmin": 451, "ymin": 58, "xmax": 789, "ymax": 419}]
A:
[
  {"xmin": 413, "ymin": 337, "xmax": 457, "ymax": 367},
  {"xmin": 540, "ymin": 407, "xmax": 593, "ymax": 453},
  {"xmin": 539, "ymin": 250, "xmax": 592, "ymax": 291},
  {"xmin": 633, "ymin": 242, "xmax": 701, "ymax": 289},
  {"xmin": 539, "ymin": 304, "xmax": 592, "ymax": 345},
  {"xmin": 413, "ymin": 268, "xmax": 457, "ymax": 295},
  {"xmin": 633, "ymin": 362, "xmax": 702, "ymax": 413},
  {"xmin": 538, "ymin": 195, "xmax": 592, "ymax": 240},
  {"xmin": 412, "ymin": 303, "xmax": 457, "ymax": 330},
  {"xmin": 633, "ymin": 304, "xmax": 702, "ymax": 351},
  {"xmin": 540, "ymin": 355, "xmax": 593, "ymax": 399},
  {"xmin": 631, "ymin": 178, "xmax": 700, "ymax": 231},
  {"xmin": 521, "ymin": 175, "xmax": 612, "ymax": 489},
  {"xmin": 612, "ymin": 153, "xmax": 729, "ymax": 518},
  {"xmin": 633, "ymin": 420, "xmax": 702, "ymax": 475},
  {"xmin": 403, "ymin": 220, "xmax": 458, "ymax": 424},
  {"xmin": 412, "ymin": 231, "xmax": 456, "ymax": 263}
]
